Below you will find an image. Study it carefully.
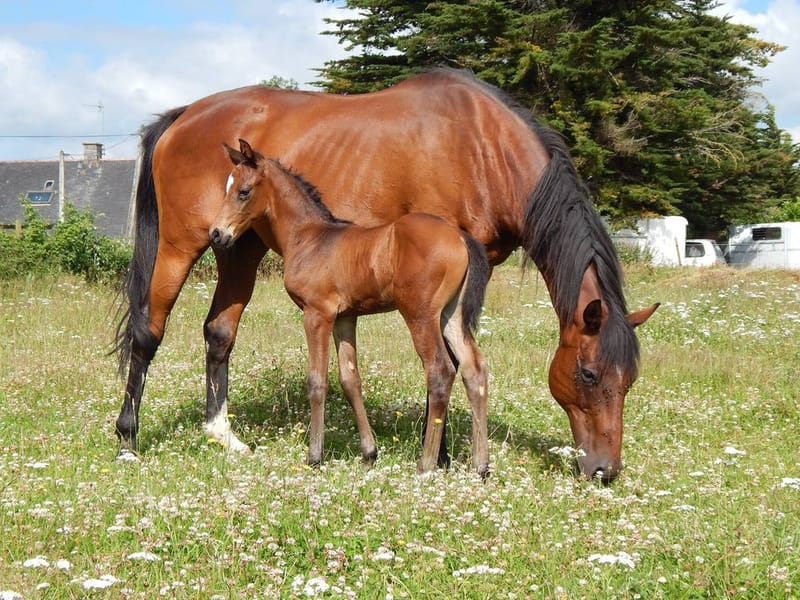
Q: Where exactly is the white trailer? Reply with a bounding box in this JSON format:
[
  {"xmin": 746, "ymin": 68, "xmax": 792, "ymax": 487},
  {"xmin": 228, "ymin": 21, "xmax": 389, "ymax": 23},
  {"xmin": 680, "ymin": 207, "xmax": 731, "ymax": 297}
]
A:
[
  {"xmin": 727, "ymin": 222, "xmax": 800, "ymax": 270},
  {"xmin": 611, "ymin": 216, "xmax": 688, "ymax": 266}
]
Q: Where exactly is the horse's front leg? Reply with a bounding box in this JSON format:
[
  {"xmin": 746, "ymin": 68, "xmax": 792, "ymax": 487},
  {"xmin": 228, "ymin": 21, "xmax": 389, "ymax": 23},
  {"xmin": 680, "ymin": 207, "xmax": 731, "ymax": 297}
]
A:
[
  {"xmin": 303, "ymin": 309, "xmax": 334, "ymax": 466},
  {"xmin": 203, "ymin": 231, "xmax": 266, "ymax": 452},
  {"xmin": 333, "ymin": 316, "xmax": 378, "ymax": 465}
]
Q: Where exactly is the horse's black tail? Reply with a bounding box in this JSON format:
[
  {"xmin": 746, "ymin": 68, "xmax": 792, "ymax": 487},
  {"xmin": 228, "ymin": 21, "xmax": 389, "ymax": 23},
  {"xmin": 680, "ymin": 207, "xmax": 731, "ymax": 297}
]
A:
[
  {"xmin": 461, "ymin": 233, "xmax": 491, "ymax": 335},
  {"xmin": 112, "ymin": 106, "xmax": 187, "ymax": 376}
]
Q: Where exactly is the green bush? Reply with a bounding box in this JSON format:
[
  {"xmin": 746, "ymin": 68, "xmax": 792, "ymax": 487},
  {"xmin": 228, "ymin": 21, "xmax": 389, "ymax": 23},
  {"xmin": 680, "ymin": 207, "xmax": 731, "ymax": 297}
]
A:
[{"xmin": 0, "ymin": 200, "xmax": 131, "ymax": 282}]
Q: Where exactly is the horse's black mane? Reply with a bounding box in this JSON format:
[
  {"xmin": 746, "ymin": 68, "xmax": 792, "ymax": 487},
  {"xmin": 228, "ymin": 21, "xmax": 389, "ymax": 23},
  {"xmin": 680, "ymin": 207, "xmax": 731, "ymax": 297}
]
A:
[
  {"xmin": 432, "ymin": 68, "xmax": 639, "ymax": 375},
  {"xmin": 269, "ymin": 158, "xmax": 352, "ymax": 226}
]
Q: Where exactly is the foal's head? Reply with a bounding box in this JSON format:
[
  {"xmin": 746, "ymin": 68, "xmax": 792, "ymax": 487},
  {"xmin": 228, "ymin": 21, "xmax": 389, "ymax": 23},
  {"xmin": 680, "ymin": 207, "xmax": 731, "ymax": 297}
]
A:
[{"xmin": 208, "ymin": 139, "xmax": 279, "ymax": 250}]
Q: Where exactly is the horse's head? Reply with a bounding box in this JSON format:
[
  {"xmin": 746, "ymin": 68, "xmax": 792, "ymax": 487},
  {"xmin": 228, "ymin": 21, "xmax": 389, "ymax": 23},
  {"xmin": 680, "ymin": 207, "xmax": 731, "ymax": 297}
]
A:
[
  {"xmin": 548, "ymin": 269, "xmax": 658, "ymax": 484},
  {"xmin": 209, "ymin": 138, "xmax": 269, "ymax": 249}
]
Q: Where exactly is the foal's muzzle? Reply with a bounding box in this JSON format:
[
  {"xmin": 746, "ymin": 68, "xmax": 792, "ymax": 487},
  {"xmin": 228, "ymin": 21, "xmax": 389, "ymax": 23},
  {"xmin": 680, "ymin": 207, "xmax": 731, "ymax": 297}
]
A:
[{"xmin": 209, "ymin": 227, "xmax": 234, "ymax": 249}]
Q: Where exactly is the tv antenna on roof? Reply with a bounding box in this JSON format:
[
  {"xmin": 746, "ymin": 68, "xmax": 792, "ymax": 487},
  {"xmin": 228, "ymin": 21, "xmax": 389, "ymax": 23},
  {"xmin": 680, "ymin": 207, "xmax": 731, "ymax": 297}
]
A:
[{"xmin": 83, "ymin": 100, "xmax": 104, "ymax": 134}]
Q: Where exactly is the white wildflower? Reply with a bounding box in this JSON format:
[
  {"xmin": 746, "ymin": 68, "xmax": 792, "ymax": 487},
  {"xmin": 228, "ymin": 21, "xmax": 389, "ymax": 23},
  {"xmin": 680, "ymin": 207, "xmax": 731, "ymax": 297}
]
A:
[
  {"xmin": 372, "ymin": 547, "xmax": 396, "ymax": 561},
  {"xmin": 779, "ymin": 477, "xmax": 800, "ymax": 490},
  {"xmin": 82, "ymin": 575, "xmax": 120, "ymax": 590},
  {"xmin": 1, "ymin": 592, "xmax": 22, "ymax": 600},
  {"xmin": 452, "ymin": 565, "xmax": 506, "ymax": 577},
  {"xmin": 23, "ymin": 556, "xmax": 49, "ymax": 568},
  {"xmin": 548, "ymin": 446, "xmax": 585, "ymax": 459},
  {"xmin": 723, "ymin": 446, "xmax": 746, "ymax": 456},
  {"xmin": 127, "ymin": 551, "xmax": 160, "ymax": 562},
  {"xmin": 588, "ymin": 552, "xmax": 636, "ymax": 569},
  {"xmin": 303, "ymin": 576, "xmax": 330, "ymax": 597},
  {"xmin": 55, "ymin": 559, "xmax": 71, "ymax": 570}
]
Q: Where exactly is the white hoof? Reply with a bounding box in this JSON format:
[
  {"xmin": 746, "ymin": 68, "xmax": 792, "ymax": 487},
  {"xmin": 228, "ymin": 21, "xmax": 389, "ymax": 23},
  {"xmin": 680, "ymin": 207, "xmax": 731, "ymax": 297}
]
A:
[
  {"xmin": 116, "ymin": 448, "xmax": 140, "ymax": 463},
  {"xmin": 204, "ymin": 416, "xmax": 251, "ymax": 454}
]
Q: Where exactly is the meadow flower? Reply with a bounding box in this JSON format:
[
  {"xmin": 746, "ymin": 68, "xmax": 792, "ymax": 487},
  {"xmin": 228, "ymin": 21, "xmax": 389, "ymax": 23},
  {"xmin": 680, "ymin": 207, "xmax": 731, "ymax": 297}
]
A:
[
  {"xmin": 587, "ymin": 552, "xmax": 636, "ymax": 569},
  {"xmin": 452, "ymin": 565, "xmax": 506, "ymax": 577},
  {"xmin": 372, "ymin": 547, "xmax": 398, "ymax": 561},
  {"xmin": 23, "ymin": 556, "xmax": 49, "ymax": 568},
  {"xmin": 127, "ymin": 551, "xmax": 160, "ymax": 561},
  {"xmin": 723, "ymin": 446, "xmax": 746, "ymax": 456},
  {"xmin": 82, "ymin": 575, "xmax": 120, "ymax": 590}
]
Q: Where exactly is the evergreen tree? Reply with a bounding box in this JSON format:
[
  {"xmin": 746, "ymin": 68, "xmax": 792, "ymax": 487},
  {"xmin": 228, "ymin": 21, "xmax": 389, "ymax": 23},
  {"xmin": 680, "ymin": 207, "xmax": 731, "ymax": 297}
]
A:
[{"xmin": 315, "ymin": 0, "xmax": 800, "ymax": 234}]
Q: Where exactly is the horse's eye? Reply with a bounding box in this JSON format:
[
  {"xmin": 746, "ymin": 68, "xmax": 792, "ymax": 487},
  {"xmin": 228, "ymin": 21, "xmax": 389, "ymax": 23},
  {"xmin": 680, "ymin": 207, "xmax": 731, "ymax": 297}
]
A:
[
  {"xmin": 579, "ymin": 367, "xmax": 598, "ymax": 385},
  {"xmin": 238, "ymin": 188, "xmax": 251, "ymax": 201}
]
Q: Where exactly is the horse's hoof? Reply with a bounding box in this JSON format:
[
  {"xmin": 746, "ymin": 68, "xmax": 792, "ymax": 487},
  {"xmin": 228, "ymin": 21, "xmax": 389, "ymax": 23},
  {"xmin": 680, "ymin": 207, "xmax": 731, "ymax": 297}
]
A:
[
  {"xmin": 116, "ymin": 448, "xmax": 140, "ymax": 463},
  {"xmin": 228, "ymin": 439, "xmax": 252, "ymax": 455},
  {"xmin": 477, "ymin": 464, "xmax": 491, "ymax": 481}
]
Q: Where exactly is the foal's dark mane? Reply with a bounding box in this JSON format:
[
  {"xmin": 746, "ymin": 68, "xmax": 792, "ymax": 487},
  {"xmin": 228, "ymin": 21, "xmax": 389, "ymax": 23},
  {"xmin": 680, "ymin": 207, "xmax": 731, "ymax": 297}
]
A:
[
  {"xmin": 432, "ymin": 68, "xmax": 639, "ymax": 375},
  {"xmin": 269, "ymin": 158, "xmax": 351, "ymax": 225}
]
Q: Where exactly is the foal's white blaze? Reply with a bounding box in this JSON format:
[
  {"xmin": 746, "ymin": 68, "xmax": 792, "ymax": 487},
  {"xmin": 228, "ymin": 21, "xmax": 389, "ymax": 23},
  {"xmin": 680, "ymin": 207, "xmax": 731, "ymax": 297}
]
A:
[
  {"xmin": 204, "ymin": 400, "xmax": 251, "ymax": 454},
  {"xmin": 225, "ymin": 173, "xmax": 234, "ymax": 194}
]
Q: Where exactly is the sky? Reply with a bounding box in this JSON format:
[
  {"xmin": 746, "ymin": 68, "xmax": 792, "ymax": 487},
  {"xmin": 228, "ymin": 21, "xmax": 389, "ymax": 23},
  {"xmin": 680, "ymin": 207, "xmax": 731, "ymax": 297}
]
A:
[{"xmin": 1, "ymin": 0, "xmax": 798, "ymax": 162}]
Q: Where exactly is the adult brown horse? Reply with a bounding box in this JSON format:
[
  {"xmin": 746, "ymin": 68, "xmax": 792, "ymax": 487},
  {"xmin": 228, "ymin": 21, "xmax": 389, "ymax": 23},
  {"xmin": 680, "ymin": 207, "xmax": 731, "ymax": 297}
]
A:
[
  {"xmin": 210, "ymin": 139, "xmax": 490, "ymax": 476},
  {"xmin": 114, "ymin": 68, "xmax": 658, "ymax": 482}
]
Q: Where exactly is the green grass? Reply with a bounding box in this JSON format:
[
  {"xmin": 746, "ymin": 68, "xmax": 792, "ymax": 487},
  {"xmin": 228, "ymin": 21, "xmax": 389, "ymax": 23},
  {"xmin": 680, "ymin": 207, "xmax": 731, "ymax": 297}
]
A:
[{"xmin": 1, "ymin": 264, "xmax": 798, "ymax": 598}]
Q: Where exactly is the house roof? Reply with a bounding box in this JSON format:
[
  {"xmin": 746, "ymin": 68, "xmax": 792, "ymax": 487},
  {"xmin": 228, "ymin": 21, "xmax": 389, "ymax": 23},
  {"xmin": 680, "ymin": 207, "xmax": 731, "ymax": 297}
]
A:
[{"xmin": 0, "ymin": 144, "xmax": 138, "ymax": 239}]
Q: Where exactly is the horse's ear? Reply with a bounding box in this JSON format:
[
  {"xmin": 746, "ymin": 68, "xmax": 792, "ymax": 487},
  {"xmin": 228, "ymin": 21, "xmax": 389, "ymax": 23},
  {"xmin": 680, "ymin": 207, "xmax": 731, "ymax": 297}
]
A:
[
  {"xmin": 626, "ymin": 303, "xmax": 660, "ymax": 328},
  {"xmin": 582, "ymin": 299, "xmax": 603, "ymax": 335},
  {"xmin": 224, "ymin": 142, "xmax": 246, "ymax": 166}
]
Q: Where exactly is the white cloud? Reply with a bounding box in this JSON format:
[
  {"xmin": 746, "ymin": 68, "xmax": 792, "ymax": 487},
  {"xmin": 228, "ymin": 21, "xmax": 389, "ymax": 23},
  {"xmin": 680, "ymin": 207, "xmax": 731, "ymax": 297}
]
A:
[
  {"xmin": 715, "ymin": 0, "xmax": 800, "ymax": 141},
  {"xmin": 1, "ymin": 1, "xmax": 796, "ymax": 161},
  {"xmin": 0, "ymin": 1, "xmax": 351, "ymax": 160}
]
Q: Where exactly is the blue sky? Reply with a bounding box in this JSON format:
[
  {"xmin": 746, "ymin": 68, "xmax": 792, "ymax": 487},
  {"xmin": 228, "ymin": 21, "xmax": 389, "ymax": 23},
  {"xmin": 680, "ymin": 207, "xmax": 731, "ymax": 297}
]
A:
[{"xmin": 1, "ymin": 0, "xmax": 798, "ymax": 161}]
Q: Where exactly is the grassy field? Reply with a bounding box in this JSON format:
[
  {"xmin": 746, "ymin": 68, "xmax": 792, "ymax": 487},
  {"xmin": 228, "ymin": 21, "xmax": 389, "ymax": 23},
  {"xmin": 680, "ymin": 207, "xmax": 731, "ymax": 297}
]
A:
[{"xmin": 1, "ymin": 263, "xmax": 798, "ymax": 598}]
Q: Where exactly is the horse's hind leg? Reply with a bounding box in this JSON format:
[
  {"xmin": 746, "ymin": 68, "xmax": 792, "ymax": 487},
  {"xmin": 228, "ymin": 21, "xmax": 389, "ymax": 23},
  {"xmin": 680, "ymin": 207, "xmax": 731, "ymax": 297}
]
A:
[
  {"xmin": 203, "ymin": 230, "xmax": 266, "ymax": 452},
  {"xmin": 333, "ymin": 316, "xmax": 378, "ymax": 465},
  {"xmin": 115, "ymin": 241, "xmax": 199, "ymax": 458},
  {"xmin": 442, "ymin": 302, "xmax": 489, "ymax": 477}
]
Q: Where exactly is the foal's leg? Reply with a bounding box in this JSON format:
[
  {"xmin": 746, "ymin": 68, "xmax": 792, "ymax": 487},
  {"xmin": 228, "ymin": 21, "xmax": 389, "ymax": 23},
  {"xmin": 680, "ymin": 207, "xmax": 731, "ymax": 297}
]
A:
[
  {"xmin": 203, "ymin": 231, "xmax": 266, "ymax": 452},
  {"xmin": 442, "ymin": 310, "xmax": 489, "ymax": 478},
  {"xmin": 333, "ymin": 316, "xmax": 378, "ymax": 465},
  {"xmin": 405, "ymin": 318, "xmax": 456, "ymax": 473},
  {"xmin": 303, "ymin": 309, "xmax": 334, "ymax": 466}
]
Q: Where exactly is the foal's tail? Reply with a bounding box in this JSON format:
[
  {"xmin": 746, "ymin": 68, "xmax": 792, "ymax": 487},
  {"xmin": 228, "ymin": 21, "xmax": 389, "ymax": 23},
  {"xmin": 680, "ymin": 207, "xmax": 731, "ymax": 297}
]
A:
[
  {"xmin": 461, "ymin": 234, "xmax": 491, "ymax": 334},
  {"xmin": 112, "ymin": 106, "xmax": 187, "ymax": 376}
]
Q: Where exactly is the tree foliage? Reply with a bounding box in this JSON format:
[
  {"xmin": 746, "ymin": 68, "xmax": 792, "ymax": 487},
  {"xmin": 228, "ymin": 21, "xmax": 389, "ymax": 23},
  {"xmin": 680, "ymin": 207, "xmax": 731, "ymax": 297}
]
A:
[{"xmin": 315, "ymin": 0, "xmax": 800, "ymax": 236}]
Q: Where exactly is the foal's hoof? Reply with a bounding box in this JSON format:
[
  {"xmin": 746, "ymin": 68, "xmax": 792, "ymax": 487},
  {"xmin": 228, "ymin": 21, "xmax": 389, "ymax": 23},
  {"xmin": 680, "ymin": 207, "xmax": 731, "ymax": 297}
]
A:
[
  {"xmin": 477, "ymin": 464, "xmax": 491, "ymax": 481},
  {"xmin": 362, "ymin": 447, "xmax": 378, "ymax": 467}
]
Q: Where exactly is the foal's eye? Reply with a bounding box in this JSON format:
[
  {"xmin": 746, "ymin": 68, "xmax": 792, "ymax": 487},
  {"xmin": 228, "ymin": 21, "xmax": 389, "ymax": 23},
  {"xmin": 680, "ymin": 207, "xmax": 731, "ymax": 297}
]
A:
[
  {"xmin": 579, "ymin": 367, "xmax": 598, "ymax": 385},
  {"xmin": 238, "ymin": 188, "xmax": 251, "ymax": 201}
]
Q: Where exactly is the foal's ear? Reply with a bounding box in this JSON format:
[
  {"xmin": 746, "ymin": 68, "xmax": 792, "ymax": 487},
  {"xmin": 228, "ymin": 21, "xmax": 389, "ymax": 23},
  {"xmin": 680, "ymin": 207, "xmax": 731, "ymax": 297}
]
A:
[
  {"xmin": 223, "ymin": 141, "xmax": 246, "ymax": 166},
  {"xmin": 238, "ymin": 138, "xmax": 263, "ymax": 167}
]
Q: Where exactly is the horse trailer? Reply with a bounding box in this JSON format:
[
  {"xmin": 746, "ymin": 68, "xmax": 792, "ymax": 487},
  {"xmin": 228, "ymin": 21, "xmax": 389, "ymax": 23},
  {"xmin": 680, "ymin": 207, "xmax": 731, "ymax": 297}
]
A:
[{"xmin": 727, "ymin": 222, "xmax": 800, "ymax": 270}]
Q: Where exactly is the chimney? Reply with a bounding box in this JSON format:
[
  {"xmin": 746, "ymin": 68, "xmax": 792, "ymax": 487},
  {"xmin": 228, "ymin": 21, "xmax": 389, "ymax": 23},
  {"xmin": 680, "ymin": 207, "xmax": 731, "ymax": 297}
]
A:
[{"xmin": 82, "ymin": 142, "xmax": 103, "ymax": 167}]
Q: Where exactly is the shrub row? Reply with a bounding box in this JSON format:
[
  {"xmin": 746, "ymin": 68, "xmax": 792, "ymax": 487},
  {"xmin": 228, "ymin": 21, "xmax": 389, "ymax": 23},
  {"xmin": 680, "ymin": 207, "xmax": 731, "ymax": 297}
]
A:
[
  {"xmin": 0, "ymin": 202, "xmax": 131, "ymax": 282},
  {"xmin": 0, "ymin": 201, "xmax": 285, "ymax": 283}
]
